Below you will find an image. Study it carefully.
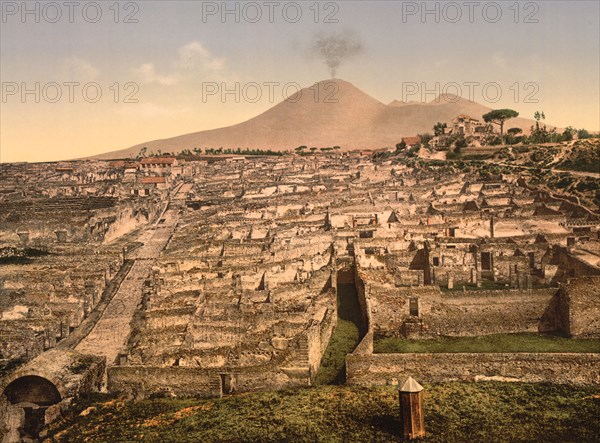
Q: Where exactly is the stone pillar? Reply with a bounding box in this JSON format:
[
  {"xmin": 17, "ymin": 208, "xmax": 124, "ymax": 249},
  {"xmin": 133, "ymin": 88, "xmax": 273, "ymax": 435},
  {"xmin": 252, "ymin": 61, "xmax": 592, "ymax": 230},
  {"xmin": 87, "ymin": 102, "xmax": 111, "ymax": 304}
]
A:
[
  {"xmin": 91, "ymin": 288, "xmax": 99, "ymax": 307},
  {"xmin": 83, "ymin": 299, "xmax": 91, "ymax": 317},
  {"xmin": 118, "ymin": 353, "xmax": 128, "ymax": 366},
  {"xmin": 49, "ymin": 328, "xmax": 57, "ymax": 348},
  {"xmin": 471, "ymin": 268, "xmax": 477, "ymax": 285},
  {"xmin": 54, "ymin": 230, "xmax": 67, "ymax": 243},
  {"xmin": 399, "ymin": 377, "xmax": 426, "ymax": 440},
  {"xmin": 1, "ymin": 401, "xmax": 25, "ymax": 443},
  {"xmin": 447, "ymin": 273, "xmax": 454, "ymax": 290},
  {"xmin": 510, "ymin": 267, "xmax": 518, "ymax": 289},
  {"xmin": 17, "ymin": 231, "xmax": 30, "ymax": 246},
  {"xmin": 60, "ymin": 320, "xmax": 70, "ymax": 339}
]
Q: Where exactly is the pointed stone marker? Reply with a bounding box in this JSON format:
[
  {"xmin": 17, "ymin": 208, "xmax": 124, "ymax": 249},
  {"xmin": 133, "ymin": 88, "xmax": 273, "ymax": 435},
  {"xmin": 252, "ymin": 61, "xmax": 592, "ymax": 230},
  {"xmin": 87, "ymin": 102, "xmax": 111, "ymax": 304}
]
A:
[{"xmin": 399, "ymin": 376, "xmax": 425, "ymax": 440}]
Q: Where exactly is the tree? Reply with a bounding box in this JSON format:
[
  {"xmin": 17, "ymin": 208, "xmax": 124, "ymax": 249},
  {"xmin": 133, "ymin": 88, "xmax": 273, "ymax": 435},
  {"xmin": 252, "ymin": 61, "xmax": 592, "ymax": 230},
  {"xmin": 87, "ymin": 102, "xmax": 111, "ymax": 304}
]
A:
[
  {"xmin": 419, "ymin": 133, "xmax": 433, "ymax": 147},
  {"xmin": 529, "ymin": 111, "xmax": 550, "ymax": 144},
  {"xmin": 395, "ymin": 141, "xmax": 407, "ymax": 151},
  {"xmin": 482, "ymin": 109, "xmax": 519, "ymax": 143},
  {"xmin": 577, "ymin": 128, "xmax": 591, "ymax": 139},
  {"xmin": 455, "ymin": 136, "xmax": 467, "ymax": 149},
  {"xmin": 433, "ymin": 122, "xmax": 447, "ymax": 136},
  {"xmin": 136, "ymin": 147, "xmax": 147, "ymax": 160},
  {"xmin": 506, "ymin": 128, "xmax": 523, "ymax": 145},
  {"xmin": 534, "ymin": 111, "xmax": 545, "ymax": 125},
  {"xmin": 562, "ymin": 126, "xmax": 576, "ymax": 142}
]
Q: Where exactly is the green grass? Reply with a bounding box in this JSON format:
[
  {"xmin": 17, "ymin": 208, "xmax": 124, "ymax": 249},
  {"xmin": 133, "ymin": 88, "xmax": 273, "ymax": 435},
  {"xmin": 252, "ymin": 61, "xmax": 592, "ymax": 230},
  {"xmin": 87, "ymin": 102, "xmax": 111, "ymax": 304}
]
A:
[
  {"xmin": 46, "ymin": 383, "xmax": 600, "ymax": 442},
  {"xmin": 374, "ymin": 333, "xmax": 600, "ymax": 354},
  {"xmin": 313, "ymin": 283, "xmax": 365, "ymax": 385},
  {"xmin": 313, "ymin": 317, "xmax": 360, "ymax": 385}
]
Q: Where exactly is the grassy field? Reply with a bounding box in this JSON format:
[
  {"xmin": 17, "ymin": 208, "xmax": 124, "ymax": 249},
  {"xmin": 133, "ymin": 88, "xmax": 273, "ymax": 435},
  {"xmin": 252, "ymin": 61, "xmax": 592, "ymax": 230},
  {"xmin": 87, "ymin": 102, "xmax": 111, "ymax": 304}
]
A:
[
  {"xmin": 313, "ymin": 283, "xmax": 365, "ymax": 385},
  {"xmin": 374, "ymin": 333, "xmax": 600, "ymax": 354},
  {"xmin": 45, "ymin": 382, "xmax": 600, "ymax": 442}
]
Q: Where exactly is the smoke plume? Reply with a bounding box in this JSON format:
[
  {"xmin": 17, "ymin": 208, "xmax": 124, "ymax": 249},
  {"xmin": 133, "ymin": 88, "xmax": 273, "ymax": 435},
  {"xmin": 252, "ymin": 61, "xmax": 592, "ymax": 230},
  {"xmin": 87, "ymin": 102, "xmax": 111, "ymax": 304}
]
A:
[{"xmin": 311, "ymin": 29, "xmax": 364, "ymax": 78}]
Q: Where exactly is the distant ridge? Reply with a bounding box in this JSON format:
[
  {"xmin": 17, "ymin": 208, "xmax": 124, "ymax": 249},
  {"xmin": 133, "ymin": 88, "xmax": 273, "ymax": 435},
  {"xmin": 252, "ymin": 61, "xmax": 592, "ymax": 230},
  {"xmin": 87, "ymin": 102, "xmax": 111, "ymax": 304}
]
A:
[{"xmin": 93, "ymin": 79, "xmax": 546, "ymax": 159}]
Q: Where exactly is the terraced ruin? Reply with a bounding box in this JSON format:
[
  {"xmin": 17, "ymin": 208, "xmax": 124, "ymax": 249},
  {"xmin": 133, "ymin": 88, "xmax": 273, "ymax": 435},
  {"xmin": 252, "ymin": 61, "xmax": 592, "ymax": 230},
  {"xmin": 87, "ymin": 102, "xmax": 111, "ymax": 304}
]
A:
[{"xmin": 1, "ymin": 151, "xmax": 599, "ymax": 441}]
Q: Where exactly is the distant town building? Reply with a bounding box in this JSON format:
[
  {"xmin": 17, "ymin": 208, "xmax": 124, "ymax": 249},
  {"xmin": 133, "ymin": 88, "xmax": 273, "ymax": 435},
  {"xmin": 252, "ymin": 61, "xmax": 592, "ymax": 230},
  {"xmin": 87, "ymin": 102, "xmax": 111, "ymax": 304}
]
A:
[
  {"xmin": 401, "ymin": 136, "xmax": 422, "ymax": 148},
  {"xmin": 139, "ymin": 157, "xmax": 178, "ymax": 175}
]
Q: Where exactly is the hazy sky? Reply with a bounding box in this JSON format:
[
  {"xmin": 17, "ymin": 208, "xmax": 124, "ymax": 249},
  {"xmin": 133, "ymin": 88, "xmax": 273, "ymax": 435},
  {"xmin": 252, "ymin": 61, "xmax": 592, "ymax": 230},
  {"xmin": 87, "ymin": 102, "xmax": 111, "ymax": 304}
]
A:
[{"xmin": 1, "ymin": 0, "xmax": 599, "ymax": 162}]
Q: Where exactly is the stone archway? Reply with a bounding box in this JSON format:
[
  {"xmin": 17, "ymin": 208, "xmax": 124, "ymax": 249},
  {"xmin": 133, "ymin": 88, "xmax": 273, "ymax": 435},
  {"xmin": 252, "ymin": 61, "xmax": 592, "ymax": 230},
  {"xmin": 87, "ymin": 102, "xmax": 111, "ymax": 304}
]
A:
[{"xmin": 3, "ymin": 375, "xmax": 62, "ymax": 441}]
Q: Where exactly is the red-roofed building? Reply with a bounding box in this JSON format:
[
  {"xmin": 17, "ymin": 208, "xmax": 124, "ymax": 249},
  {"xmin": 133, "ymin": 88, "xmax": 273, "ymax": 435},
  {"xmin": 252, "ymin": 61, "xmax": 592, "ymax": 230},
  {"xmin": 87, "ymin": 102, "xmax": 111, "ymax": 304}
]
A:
[
  {"xmin": 132, "ymin": 176, "xmax": 168, "ymax": 196},
  {"xmin": 401, "ymin": 136, "xmax": 422, "ymax": 148},
  {"xmin": 138, "ymin": 157, "xmax": 178, "ymax": 175},
  {"xmin": 141, "ymin": 176, "xmax": 167, "ymax": 190},
  {"xmin": 140, "ymin": 176, "xmax": 167, "ymax": 185}
]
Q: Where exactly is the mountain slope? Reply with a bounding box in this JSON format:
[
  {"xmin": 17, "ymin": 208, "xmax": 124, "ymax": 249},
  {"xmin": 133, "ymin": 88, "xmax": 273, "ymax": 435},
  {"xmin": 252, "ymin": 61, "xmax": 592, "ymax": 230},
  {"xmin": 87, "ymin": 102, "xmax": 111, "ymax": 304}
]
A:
[{"xmin": 93, "ymin": 79, "xmax": 545, "ymax": 159}]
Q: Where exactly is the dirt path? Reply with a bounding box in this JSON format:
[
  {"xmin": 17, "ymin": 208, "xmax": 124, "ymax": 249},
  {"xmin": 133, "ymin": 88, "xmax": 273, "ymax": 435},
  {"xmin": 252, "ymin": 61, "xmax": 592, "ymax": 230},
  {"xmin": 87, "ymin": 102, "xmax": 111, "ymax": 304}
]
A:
[
  {"xmin": 489, "ymin": 161, "xmax": 600, "ymax": 179},
  {"xmin": 75, "ymin": 210, "xmax": 178, "ymax": 365},
  {"xmin": 75, "ymin": 183, "xmax": 188, "ymax": 365}
]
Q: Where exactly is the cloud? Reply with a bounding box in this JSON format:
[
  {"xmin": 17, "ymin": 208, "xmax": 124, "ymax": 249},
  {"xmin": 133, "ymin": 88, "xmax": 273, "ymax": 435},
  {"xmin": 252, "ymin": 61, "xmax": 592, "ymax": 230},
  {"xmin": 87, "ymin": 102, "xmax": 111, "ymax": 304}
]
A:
[
  {"xmin": 62, "ymin": 57, "xmax": 99, "ymax": 80},
  {"xmin": 134, "ymin": 63, "xmax": 179, "ymax": 86},
  {"xmin": 134, "ymin": 41, "xmax": 227, "ymax": 86},
  {"xmin": 176, "ymin": 41, "xmax": 225, "ymax": 71},
  {"xmin": 491, "ymin": 53, "xmax": 507, "ymax": 69}
]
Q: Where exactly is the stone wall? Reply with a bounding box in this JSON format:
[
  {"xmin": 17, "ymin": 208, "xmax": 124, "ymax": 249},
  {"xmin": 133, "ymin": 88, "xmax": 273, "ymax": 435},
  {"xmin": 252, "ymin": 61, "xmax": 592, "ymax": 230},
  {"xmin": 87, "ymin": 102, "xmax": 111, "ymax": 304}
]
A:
[
  {"xmin": 307, "ymin": 303, "xmax": 337, "ymax": 379},
  {"xmin": 346, "ymin": 352, "xmax": 600, "ymax": 386},
  {"xmin": 1, "ymin": 350, "xmax": 105, "ymax": 443},
  {"xmin": 107, "ymin": 364, "xmax": 307, "ymax": 399},
  {"xmin": 419, "ymin": 288, "xmax": 559, "ymax": 338},
  {"xmin": 369, "ymin": 286, "xmax": 559, "ymax": 338},
  {"xmin": 543, "ymin": 246, "xmax": 600, "ymax": 283},
  {"xmin": 557, "ymin": 276, "xmax": 600, "ymax": 338},
  {"xmin": 354, "ymin": 268, "xmax": 373, "ymax": 334},
  {"xmin": 108, "ymin": 366, "xmax": 213, "ymax": 398}
]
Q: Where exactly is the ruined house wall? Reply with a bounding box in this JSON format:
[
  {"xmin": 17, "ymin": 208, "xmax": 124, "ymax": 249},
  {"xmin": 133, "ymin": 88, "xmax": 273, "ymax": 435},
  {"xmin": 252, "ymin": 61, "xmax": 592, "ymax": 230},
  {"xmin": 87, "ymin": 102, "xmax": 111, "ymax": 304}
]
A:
[
  {"xmin": 346, "ymin": 352, "xmax": 600, "ymax": 386},
  {"xmin": 0, "ymin": 395, "xmax": 23, "ymax": 443},
  {"xmin": 492, "ymin": 255, "xmax": 530, "ymax": 283},
  {"xmin": 107, "ymin": 364, "xmax": 307, "ymax": 398},
  {"xmin": 560, "ymin": 252, "xmax": 600, "ymax": 279},
  {"xmin": 369, "ymin": 286, "xmax": 432, "ymax": 337},
  {"xmin": 108, "ymin": 366, "xmax": 213, "ymax": 397},
  {"xmin": 420, "ymin": 288, "xmax": 558, "ymax": 337},
  {"xmin": 369, "ymin": 286, "xmax": 559, "ymax": 338},
  {"xmin": 102, "ymin": 205, "xmax": 155, "ymax": 243},
  {"xmin": 353, "ymin": 270, "xmax": 371, "ymax": 334},
  {"xmin": 557, "ymin": 276, "xmax": 600, "ymax": 338},
  {"xmin": 543, "ymin": 246, "xmax": 600, "ymax": 283},
  {"xmin": 430, "ymin": 267, "xmax": 472, "ymax": 286},
  {"xmin": 0, "ymin": 199, "xmax": 160, "ymax": 246},
  {"xmin": 306, "ymin": 303, "xmax": 337, "ymax": 378}
]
